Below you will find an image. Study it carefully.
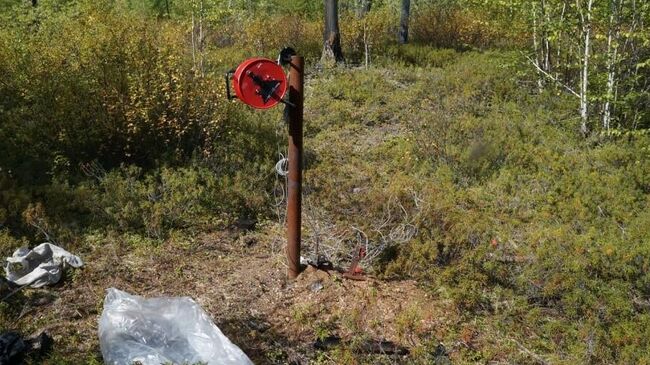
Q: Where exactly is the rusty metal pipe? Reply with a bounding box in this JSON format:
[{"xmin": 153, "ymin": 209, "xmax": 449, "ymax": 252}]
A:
[{"xmin": 286, "ymin": 56, "xmax": 304, "ymax": 279}]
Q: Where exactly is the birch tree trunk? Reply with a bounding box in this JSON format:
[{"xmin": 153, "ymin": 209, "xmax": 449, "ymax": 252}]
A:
[
  {"xmin": 198, "ymin": 0, "xmax": 204, "ymax": 75},
  {"xmin": 532, "ymin": 2, "xmax": 544, "ymax": 91},
  {"xmin": 578, "ymin": 0, "xmax": 594, "ymax": 136},
  {"xmin": 191, "ymin": 12, "xmax": 196, "ymax": 70},
  {"xmin": 603, "ymin": 0, "xmax": 621, "ymax": 131},
  {"xmin": 541, "ymin": 0, "xmax": 551, "ymax": 72},
  {"xmin": 555, "ymin": 2, "xmax": 566, "ymax": 80}
]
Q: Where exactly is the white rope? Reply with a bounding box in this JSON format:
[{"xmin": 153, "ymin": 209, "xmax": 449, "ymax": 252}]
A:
[
  {"xmin": 272, "ymin": 119, "xmax": 289, "ymax": 224},
  {"xmin": 275, "ymin": 154, "xmax": 289, "ymax": 176}
]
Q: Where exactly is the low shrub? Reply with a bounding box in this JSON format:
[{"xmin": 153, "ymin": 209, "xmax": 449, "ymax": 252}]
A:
[{"xmin": 303, "ymin": 50, "xmax": 650, "ymax": 362}]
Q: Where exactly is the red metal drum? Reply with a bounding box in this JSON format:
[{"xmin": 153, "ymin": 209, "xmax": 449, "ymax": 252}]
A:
[{"xmin": 232, "ymin": 58, "xmax": 288, "ymax": 109}]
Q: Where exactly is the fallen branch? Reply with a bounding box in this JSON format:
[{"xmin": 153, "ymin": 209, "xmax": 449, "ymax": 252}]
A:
[{"xmin": 523, "ymin": 53, "xmax": 580, "ymax": 98}]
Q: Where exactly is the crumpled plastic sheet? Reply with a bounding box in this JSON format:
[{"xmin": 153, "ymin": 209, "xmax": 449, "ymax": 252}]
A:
[
  {"xmin": 99, "ymin": 288, "xmax": 254, "ymax": 365},
  {"xmin": 4, "ymin": 243, "xmax": 83, "ymax": 288}
]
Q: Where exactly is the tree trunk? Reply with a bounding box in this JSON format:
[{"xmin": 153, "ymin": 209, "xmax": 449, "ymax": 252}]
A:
[
  {"xmin": 555, "ymin": 2, "xmax": 566, "ymax": 80},
  {"xmin": 532, "ymin": 2, "xmax": 544, "ymax": 91},
  {"xmin": 198, "ymin": 0, "xmax": 204, "ymax": 75},
  {"xmin": 578, "ymin": 0, "xmax": 593, "ymax": 136},
  {"xmin": 603, "ymin": 0, "xmax": 622, "ymax": 131},
  {"xmin": 322, "ymin": 0, "xmax": 345, "ymax": 65},
  {"xmin": 363, "ymin": 21, "xmax": 370, "ymax": 69},
  {"xmin": 191, "ymin": 12, "xmax": 196, "ymax": 69},
  {"xmin": 603, "ymin": 15, "xmax": 616, "ymax": 130},
  {"xmin": 398, "ymin": 0, "xmax": 411, "ymax": 44},
  {"xmin": 541, "ymin": 0, "xmax": 551, "ymax": 72}
]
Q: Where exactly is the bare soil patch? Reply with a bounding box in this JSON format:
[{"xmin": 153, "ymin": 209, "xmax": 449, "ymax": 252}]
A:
[{"xmin": 3, "ymin": 227, "xmax": 453, "ymax": 364}]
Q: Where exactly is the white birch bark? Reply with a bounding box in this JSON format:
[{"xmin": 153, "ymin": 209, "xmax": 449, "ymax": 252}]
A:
[
  {"xmin": 532, "ymin": 2, "xmax": 544, "ymax": 91},
  {"xmin": 541, "ymin": 0, "xmax": 551, "ymax": 72},
  {"xmin": 578, "ymin": 0, "xmax": 593, "ymax": 136},
  {"xmin": 603, "ymin": 1, "xmax": 621, "ymax": 131}
]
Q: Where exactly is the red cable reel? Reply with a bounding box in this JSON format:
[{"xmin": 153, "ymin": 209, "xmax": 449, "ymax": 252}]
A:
[{"xmin": 226, "ymin": 58, "xmax": 288, "ymax": 109}]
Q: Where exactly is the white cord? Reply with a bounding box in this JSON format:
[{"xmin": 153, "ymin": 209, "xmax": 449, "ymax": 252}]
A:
[{"xmin": 275, "ymin": 155, "xmax": 289, "ymax": 176}]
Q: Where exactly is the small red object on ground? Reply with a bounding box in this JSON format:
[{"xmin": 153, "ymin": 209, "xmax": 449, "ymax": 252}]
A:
[
  {"xmin": 343, "ymin": 246, "xmax": 367, "ymax": 281},
  {"xmin": 232, "ymin": 58, "xmax": 288, "ymax": 109}
]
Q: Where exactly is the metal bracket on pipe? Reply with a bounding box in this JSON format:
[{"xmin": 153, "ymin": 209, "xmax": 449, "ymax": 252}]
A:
[
  {"xmin": 278, "ymin": 47, "xmax": 298, "ymax": 109},
  {"xmin": 278, "ymin": 47, "xmax": 297, "ymax": 66}
]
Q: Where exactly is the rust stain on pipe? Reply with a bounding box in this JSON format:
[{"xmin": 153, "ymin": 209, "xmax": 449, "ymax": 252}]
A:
[{"xmin": 286, "ymin": 55, "xmax": 304, "ymax": 279}]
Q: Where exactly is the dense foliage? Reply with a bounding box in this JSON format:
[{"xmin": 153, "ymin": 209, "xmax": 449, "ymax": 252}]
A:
[{"xmin": 0, "ymin": 0, "xmax": 649, "ymax": 363}]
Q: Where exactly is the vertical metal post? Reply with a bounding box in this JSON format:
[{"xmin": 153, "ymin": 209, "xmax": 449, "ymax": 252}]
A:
[{"xmin": 287, "ymin": 56, "xmax": 304, "ymax": 279}]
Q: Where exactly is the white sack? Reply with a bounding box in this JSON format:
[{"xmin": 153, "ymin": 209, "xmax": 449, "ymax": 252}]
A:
[{"xmin": 5, "ymin": 243, "xmax": 83, "ymax": 288}]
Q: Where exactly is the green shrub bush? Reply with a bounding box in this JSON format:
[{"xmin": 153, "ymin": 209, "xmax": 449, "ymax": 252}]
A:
[
  {"xmin": 0, "ymin": 1, "xmax": 283, "ymax": 241},
  {"xmin": 301, "ymin": 50, "xmax": 650, "ymax": 362}
]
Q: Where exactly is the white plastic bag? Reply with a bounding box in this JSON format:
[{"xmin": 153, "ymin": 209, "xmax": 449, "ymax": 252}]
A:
[{"xmin": 98, "ymin": 288, "xmax": 253, "ymax": 365}]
